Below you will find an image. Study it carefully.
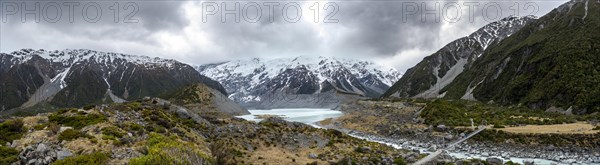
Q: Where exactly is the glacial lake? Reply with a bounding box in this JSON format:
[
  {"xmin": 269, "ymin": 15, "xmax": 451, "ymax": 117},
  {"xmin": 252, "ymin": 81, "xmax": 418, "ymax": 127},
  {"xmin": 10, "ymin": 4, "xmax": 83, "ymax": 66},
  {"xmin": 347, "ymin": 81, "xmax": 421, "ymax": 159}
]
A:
[{"xmin": 236, "ymin": 108, "xmax": 344, "ymax": 128}]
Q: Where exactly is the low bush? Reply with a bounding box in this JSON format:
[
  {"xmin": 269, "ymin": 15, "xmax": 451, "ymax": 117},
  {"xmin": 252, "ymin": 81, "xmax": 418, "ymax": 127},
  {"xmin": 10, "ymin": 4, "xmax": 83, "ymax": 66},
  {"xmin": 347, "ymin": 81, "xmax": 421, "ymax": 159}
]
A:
[
  {"xmin": 48, "ymin": 113, "xmax": 107, "ymax": 129},
  {"xmin": 58, "ymin": 129, "xmax": 92, "ymax": 141},
  {"xmin": 101, "ymin": 126, "xmax": 125, "ymax": 138},
  {"xmin": 130, "ymin": 133, "xmax": 213, "ymax": 165},
  {"xmin": 127, "ymin": 102, "xmax": 142, "ymax": 110},
  {"xmin": 33, "ymin": 123, "xmax": 47, "ymax": 130},
  {"xmin": 393, "ymin": 157, "xmax": 407, "ymax": 165},
  {"xmin": 0, "ymin": 119, "xmax": 25, "ymax": 144},
  {"xmin": 48, "ymin": 122, "xmax": 60, "ymax": 135},
  {"xmin": 82, "ymin": 104, "xmax": 95, "ymax": 110},
  {"xmin": 0, "ymin": 146, "xmax": 19, "ymax": 165},
  {"xmin": 123, "ymin": 122, "xmax": 143, "ymax": 132},
  {"xmin": 420, "ymin": 99, "xmax": 585, "ymax": 126}
]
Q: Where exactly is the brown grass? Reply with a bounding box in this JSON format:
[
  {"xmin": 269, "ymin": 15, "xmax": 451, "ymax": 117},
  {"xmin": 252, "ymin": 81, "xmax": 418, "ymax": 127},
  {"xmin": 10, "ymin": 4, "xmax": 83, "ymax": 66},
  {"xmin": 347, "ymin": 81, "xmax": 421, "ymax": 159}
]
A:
[
  {"xmin": 318, "ymin": 118, "xmax": 334, "ymax": 126},
  {"xmin": 246, "ymin": 146, "xmax": 329, "ymax": 164},
  {"xmin": 498, "ymin": 122, "xmax": 600, "ymax": 134}
]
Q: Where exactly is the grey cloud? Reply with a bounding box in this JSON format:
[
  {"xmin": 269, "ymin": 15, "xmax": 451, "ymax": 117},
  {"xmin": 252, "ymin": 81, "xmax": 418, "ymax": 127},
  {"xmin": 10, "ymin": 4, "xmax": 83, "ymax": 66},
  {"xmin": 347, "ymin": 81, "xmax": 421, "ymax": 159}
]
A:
[
  {"xmin": 0, "ymin": 0, "xmax": 569, "ymax": 71},
  {"xmin": 333, "ymin": 1, "xmax": 445, "ymax": 56},
  {"xmin": 136, "ymin": 2, "xmax": 188, "ymax": 31}
]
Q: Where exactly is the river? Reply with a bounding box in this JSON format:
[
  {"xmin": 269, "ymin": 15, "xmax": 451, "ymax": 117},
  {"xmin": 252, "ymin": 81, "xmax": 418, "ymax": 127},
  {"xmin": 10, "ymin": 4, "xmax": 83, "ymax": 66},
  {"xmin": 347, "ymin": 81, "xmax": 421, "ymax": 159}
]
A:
[{"xmin": 236, "ymin": 108, "xmax": 590, "ymax": 165}]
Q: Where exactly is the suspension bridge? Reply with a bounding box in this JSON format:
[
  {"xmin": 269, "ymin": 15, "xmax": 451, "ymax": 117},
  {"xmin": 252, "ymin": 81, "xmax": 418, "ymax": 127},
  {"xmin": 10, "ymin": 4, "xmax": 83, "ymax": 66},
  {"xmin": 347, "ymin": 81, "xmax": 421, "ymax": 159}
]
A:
[{"xmin": 412, "ymin": 125, "xmax": 487, "ymax": 165}]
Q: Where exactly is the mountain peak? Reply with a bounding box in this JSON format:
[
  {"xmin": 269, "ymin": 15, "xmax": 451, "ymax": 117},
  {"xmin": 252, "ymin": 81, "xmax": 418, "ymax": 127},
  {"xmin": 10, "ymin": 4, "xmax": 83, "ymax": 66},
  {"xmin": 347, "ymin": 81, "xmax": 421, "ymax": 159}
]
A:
[
  {"xmin": 197, "ymin": 56, "xmax": 401, "ymax": 102},
  {"xmin": 382, "ymin": 15, "xmax": 535, "ymax": 98},
  {"xmin": 0, "ymin": 49, "xmax": 226, "ymax": 110}
]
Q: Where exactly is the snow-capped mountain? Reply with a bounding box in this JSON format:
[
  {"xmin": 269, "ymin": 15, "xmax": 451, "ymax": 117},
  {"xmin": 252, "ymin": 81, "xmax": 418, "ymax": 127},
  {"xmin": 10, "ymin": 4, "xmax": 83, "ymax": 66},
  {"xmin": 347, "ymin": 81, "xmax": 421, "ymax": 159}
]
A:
[
  {"xmin": 382, "ymin": 16, "xmax": 536, "ymax": 98},
  {"xmin": 196, "ymin": 56, "xmax": 401, "ymax": 103},
  {"xmin": 434, "ymin": 0, "xmax": 600, "ymax": 114},
  {"xmin": 0, "ymin": 49, "xmax": 225, "ymax": 110}
]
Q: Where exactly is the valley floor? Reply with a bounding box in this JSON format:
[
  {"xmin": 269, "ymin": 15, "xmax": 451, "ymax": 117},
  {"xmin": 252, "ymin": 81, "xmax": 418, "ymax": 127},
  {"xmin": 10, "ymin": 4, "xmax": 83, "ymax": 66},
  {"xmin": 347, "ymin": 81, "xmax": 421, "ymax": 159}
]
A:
[{"xmin": 319, "ymin": 99, "xmax": 600, "ymax": 164}]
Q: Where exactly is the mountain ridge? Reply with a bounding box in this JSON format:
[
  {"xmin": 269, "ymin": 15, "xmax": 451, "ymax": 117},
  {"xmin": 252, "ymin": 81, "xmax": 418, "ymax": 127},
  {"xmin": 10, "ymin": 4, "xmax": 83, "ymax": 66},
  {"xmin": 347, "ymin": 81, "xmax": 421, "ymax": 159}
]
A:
[
  {"xmin": 384, "ymin": 0, "xmax": 600, "ymax": 114},
  {"xmin": 382, "ymin": 15, "xmax": 537, "ymax": 98},
  {"xmin": 0, "ymin": 49, "xmax": 226, "ymax": 111},
  {"xmin": 197, "ymin": 56, "xmax": 401, "ymax": 103}
]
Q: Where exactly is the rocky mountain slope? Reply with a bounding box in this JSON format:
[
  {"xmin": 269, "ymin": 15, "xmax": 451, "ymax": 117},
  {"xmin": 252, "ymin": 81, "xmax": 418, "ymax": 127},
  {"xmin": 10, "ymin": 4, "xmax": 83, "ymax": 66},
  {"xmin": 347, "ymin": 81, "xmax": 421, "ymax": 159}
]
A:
[
  {"xmin": 382, "ymin": 16, "xmax": 536, "ymax": 98},
  {"xmin": 197, "ymin": 56, "xmax": 401, "ymax": 103},
  {"xmin": 439, "ymin": 0, "xmax": 600, "ymax": 114},
  {"xmin": 0, "ymin": 97, "xmax": 414, "ymax": 165},
  {"xmin": 0, "ymin": 49, "xmax": 226, "ymax": 112}
]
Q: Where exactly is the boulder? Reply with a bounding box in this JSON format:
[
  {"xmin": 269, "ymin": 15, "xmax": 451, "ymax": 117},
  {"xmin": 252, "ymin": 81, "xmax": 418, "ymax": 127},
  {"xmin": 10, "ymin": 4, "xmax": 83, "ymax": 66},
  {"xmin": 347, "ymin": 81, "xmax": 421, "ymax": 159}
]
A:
[
  {"xmin": 486, "ymin": 158, "xmax": 503, "ymax": 165},
  {"xmin": 444, "ymin": 134, "xmax": 454, "ymax": 140},
  {"xmin": 58, "ymin": 127, "xmax": 73, "ymax": 133},
  {"xmin": 56, "ymin": 150, "xmax": 72, "ymax": 160},
  {"xmin": 435, "ymin": 125, "xmax": 447, "ymax": 131},
  {"xmin": 35, "ymin": 143, "xmax": 48, "ymax": 153},
  {"xmin": 308, "ymin": 153, "xmax": 318, "ymax": 159}
]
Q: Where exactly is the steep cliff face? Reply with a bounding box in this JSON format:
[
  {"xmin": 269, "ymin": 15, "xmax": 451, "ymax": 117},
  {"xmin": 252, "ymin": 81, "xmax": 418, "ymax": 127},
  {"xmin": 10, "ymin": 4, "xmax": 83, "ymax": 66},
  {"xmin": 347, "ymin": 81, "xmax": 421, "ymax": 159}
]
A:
[
  {"xmin": 382, "ymin": 16, "xmax": 536, "ymax": 98},
  {"xmin": 0, "ymin": 49, "xmax": 226, "ymax": 111}
]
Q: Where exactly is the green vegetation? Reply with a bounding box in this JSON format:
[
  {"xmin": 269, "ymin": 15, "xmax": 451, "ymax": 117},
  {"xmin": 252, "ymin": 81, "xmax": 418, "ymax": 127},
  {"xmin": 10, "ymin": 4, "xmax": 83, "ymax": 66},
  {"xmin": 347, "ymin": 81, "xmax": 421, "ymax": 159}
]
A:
[
  {"xmin": 130, "ymin": 133, "xmax": 212, "ymax": 165},
  {"xmin": 0, "ymin": 119, "xmax": 25, "ymax": 145},
  {"xmin": 33, "ymin": 123, "xmax": 47, "ymax": 130},
  {"xmin": 354, "ymin": 146, "xmax": 369, "ymax": 153},
  {"xmin": 52, "ymin": 152, "xmax": 109, "ymax": 165},
  {"xmin": 505, "ymin": 161, "xmax": 521, "ymax": 165},
  {"xmin": 162, "ymin": 83, "xmax": 213, "ymax": 105},
  {"xmin": 471, "ymin": 129, "xmax": 600, "ymax": 147},
  {"xmin": 393, "ymin": 157, "xmax": 407, "ymax": 165},
  {"xmin": 123, "ymin": 122, "xmax": 143, "ymax": 132},
  {"xmin": 101, "ymin": 126, "xmax": 125, "ymax": 138},
  {"xmin": 593, "ymin": 126, "xmax": 600, "ymax": 130},
  {"xmin": 48, "ymin": 112, "xmax": 107, "ymax": 129},
  {"xmin": 126, "ymin": 102, "xmax": 142, "ymax": 110},
  {"xmin": 0, "ymin": 146, "xmax": 19, "ymax": 165},
  {"xmin": 420, "ymin": 99, "xmax": 585, "ymax": 126},
  {"xmin": 58, "ymin": 129, "xmax": 92, "ymax": 141},
  {"xmin": 82, "ymin": 104, "xmax": 95, "ymax": 110}
]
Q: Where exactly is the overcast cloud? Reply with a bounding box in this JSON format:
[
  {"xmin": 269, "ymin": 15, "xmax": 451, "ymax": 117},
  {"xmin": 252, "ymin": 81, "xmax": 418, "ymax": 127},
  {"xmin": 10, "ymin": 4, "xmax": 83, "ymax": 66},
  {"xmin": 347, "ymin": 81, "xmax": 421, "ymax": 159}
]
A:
[{"xmin": 0, "ymin": 0, "xmax": 568, "ymax": 72}]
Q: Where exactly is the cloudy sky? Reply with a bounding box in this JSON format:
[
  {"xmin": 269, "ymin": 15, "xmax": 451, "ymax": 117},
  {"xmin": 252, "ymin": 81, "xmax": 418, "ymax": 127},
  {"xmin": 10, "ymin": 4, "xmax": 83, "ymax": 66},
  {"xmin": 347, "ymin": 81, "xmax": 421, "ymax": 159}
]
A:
[{"xmin": 0, "ymin": 0, "xmax": 568, "ymax": 72}]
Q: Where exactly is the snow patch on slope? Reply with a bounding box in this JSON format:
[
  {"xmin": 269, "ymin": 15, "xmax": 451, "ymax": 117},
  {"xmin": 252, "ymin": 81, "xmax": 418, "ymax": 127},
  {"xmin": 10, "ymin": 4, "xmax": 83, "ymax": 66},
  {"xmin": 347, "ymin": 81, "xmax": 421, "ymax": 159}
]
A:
[
  {"xmin": 583, "ymin": 0, "xmax": 589, "ymax": 20},
  {"xmin": 50, "ymin": 67, "xmax": 72, "ymax": 89},
  {"xmin": 461, "ymin": 80, "xmax": 484, "ymax": 101},
  {"xmin": 414, "ymin": 58, "xmax": 468, "ymax": 98}
]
